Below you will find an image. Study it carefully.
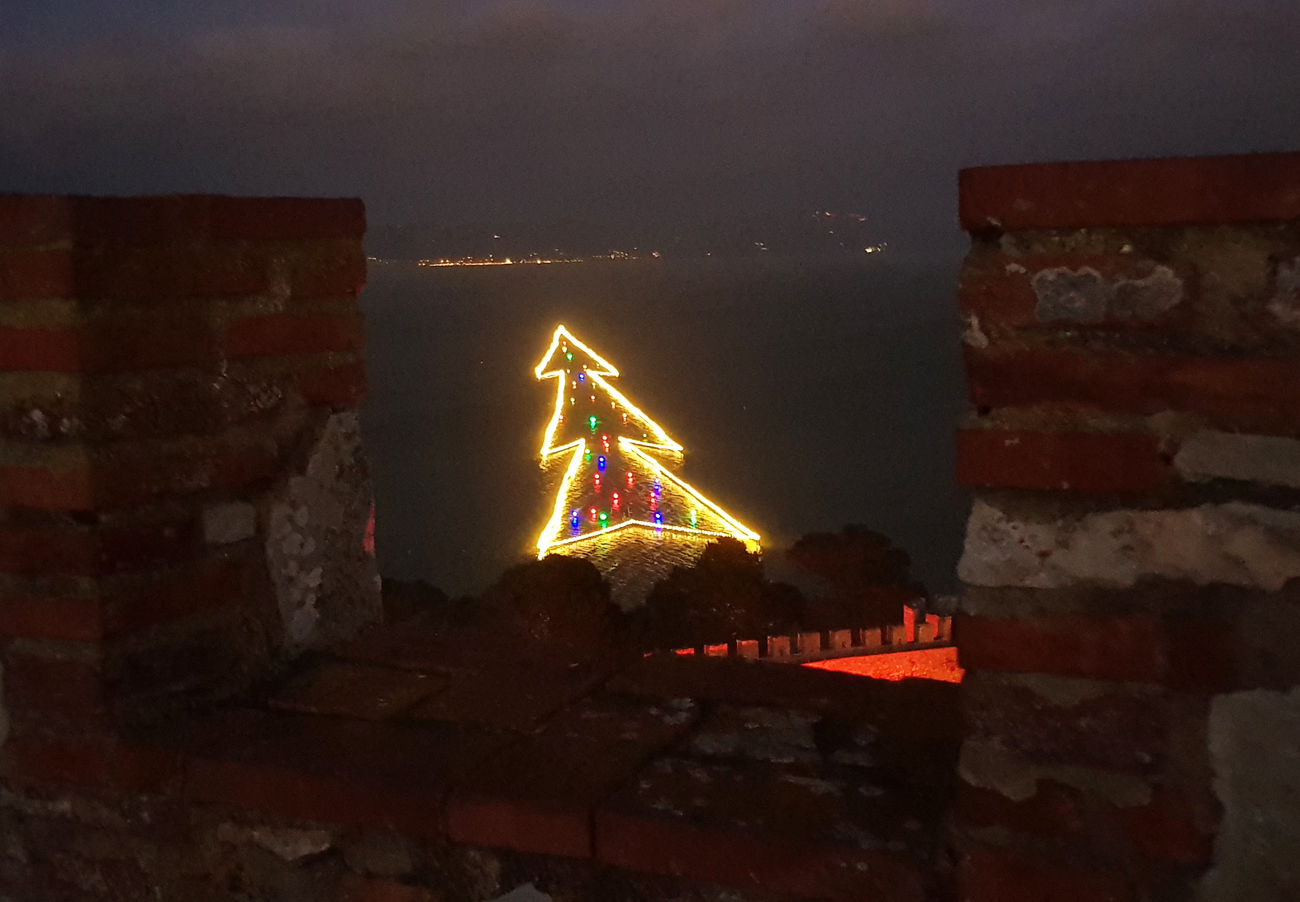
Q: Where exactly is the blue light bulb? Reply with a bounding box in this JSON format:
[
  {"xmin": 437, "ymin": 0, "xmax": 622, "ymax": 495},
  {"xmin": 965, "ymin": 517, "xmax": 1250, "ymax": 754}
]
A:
[{"xmin": 597, "ymin": 455, "xmax": 606, "ymax": 472}]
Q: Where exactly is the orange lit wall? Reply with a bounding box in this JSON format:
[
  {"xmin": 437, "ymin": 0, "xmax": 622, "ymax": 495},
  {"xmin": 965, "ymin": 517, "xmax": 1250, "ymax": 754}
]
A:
[{"xmin": 804, "ymin": 647, "xmax": 964, "ymax": 683}]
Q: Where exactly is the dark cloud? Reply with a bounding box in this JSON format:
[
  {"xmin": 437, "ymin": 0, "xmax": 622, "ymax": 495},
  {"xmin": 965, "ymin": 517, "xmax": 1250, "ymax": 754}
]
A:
[{"xmin": 2, "ymin": 0, "xmax": 1299, "ymax": 251}]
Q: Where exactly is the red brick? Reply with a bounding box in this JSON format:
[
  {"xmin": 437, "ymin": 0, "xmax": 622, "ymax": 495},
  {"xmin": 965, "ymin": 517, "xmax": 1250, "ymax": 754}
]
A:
[
  {"xmin": 0, "ymin": 195, "xmax": 73, "ymax": 246},
  {"xmin": 2, "ymin": 653, "xmax": 105, "ymax": 717},
  {"xmin": 958, "ymin": 844, "xmax": 1135, "ymax": 902},
  {"xmin": 0, "ymin": 316, "xmax": 221, "ymax": 372},
  {"xmin": 70, "ymin": 244, "xmax": 273, "ymax": 300},
  {"xmin": 0, "ymin": 595, "xmax": 102, "ymax": 642},
  {"xmin": 0, "ymin": 521, "xmax": 195, "ymax": 577},
  {"xmin": 956, "ymin": 614, "xmax": 1163, "ymax": 682},
  {"xmin": 225, "ymin": 313, "xmax": 365, "ymax": 358},
  {"xmin": 3, "ymin": 732, "xmax": 179, "ymax": 793},
  {"xmin": 446, "ymin": 698, "xmax": 697, "ymax": 858},
  {"xmin": 1118, "ymin": 786, "xmax": 1215, "ymax": 865},
  {"xmin": 960, "ymin": 151, "xmax": 1300, "ymax": 232},
  {"xmin": 0, "ymin": 195, "xmax": 363, "ymax": 246},
  {"xmin": 0, "ymin": 464, "xmax": 95, "ymax": 511},
  {"xmin": 182, "ymin": 711, "xmax": 508, "ymax": 835},
  {"xmin": 296, "ymin": 361, "xmax": 367, "ymax": 405},
  {"xmin": 2, "ymin": 449, "xmax": 278, "ymax": 511},
  {"xmin": 0, "ymin": 326, "xmax": 80, "ymax": 369},
  {"xmin": 956, "ymin": 429, "xmax": 1170, "ymax": 493},
  {"xmin": 102, "ymin": 556, "xmax": 250, "ymax": 637},
  {"xmin": 339, "ymin": 874, "xmax": 435, "ymax": 902},
  {"xmin": 0, "ymin": 528, "xmax": 100, "ymax": 576},
  {"xmin": 206, "ymin": 197, "xmax": 366, "ymax": 242},
  {"xmin": 268, "ymin": 661, "xmax": 445, "ymax": 720},
  {"xmin": 0, "ymin": 250, "xmax": 74, "ymax": 300},
  {"xmin": 965, "ymin": 346, "xmax": 1300, "ymax": 433}
]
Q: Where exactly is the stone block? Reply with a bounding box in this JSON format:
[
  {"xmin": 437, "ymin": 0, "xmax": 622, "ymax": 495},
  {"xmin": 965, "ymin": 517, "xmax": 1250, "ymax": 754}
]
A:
[
  {"xmin": 1201, "ymin": 686, "xmax": 1300, "ymax": 901},
  {"xmin": 266, "ymin": 411, "xmax": 381, "ymax": 652},
  {"xmin": 1174, "ymin": 431, "xmax": 1300, "ymax": 489},
  {"xmin": 959, "ymin": 499, "xmax": 1300, "ymax": 592}
]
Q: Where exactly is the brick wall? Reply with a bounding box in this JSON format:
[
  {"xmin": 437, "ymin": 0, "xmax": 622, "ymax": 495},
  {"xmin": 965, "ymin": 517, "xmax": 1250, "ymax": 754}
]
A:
[
  {"xmin": 0, "ymin": 195, "xmax": 381, "ymax": 747},
  {"xmin": 954, "ymin": 152, "xmax": 1300, "ymax": 901}
]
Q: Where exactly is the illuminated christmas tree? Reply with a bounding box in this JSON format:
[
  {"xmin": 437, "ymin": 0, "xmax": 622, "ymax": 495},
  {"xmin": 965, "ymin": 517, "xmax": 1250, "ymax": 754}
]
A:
[{"xmin": 532, "ymin": 326, "xmax": 759, "ymax": 578}]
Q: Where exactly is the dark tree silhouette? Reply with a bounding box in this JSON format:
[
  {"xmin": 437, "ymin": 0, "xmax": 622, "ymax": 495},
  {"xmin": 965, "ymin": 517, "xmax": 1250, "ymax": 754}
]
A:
[
  {"xmin": 639, "ymin": 538, "xmax": 803, "ymax": 649},
  {"xmin": 787, "ymin": 525, "xmax": 923, "ymax": 629}
]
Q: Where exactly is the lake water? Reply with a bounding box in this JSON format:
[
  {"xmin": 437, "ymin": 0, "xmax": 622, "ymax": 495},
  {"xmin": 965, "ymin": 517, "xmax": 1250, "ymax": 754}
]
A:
[{"xmin": 360, "ymin": 256, "xmax": 969, "ymax": 598}]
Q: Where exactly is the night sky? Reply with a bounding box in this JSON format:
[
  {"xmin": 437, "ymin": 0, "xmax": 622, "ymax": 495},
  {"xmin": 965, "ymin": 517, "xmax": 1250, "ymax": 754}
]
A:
[{"xmin": 5, "ymin": 1, "xmax": 1300, "ymax": 256}]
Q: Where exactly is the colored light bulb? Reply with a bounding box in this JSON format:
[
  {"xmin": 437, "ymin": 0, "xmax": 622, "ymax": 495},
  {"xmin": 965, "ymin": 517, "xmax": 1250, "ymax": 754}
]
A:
[
  {"xmin": 690, "ymin": 509, "xmax": 698, "ymax": 528},
  {"xmin": 584, "ymin": 449, "xmax": 591, "ymax": 462},
  {"xmin": 626, "ymin": 472, "xmax": 634, "ymax": 488},
  {"xmin": 570, "ymin": 509, "xmax": 580, "ymax": 528},
  {"xmin": 558, "ymin": 414, "xmax": 564, "ymax": 424},
  {"xmin": 588, "ymin": 415, "xmax": 597, "ymax": 430},
  {"xmin": 594, "ymin": 474, "xmax": 602, "ymax": 490},
  {"xmin": 621, "ymin": 413, "xmax": 628, "ymax": 424},
  {"xmin": 654, "ymin": 511, "xmax": 663, "ymax": 525},
  {"xmin": 590, "ymin": 394, "xmax": 596, "ymax": 403},
  {"xmin": 590, "ymin": 507, "xmax": 598, "ymax": 522},
  {"xmin": 597, "ymin": 455, "xmax": 606, "ymax": 471},
  {"xmin": 571, "ymin": 380, "xmax": 577, "ymax": 389},
  {"xmin": 601, "ymin": 434, "xmax": 610, "ymax": 452},
  {"xmin": 565, "ymin": 351, "xmax": 572, "ymax": 360},
  {"xmin": 599, "ymin": 511, "xmax": 609, "ymax": 528},
  {"xmin": 577, "ymin": 372, "xmax": 585, "ymax": 384},
  {"xmin": 612, "ymin": 492, "xmax": 620, "ymax": 510}
]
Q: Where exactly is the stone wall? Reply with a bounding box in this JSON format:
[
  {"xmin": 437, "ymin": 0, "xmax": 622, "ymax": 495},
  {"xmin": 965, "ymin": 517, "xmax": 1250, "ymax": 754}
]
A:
[
  {"xmin": 953, "ymin": 152, "xmax": 1300, "ymax": 901},
  {"xmin": 0, "ymin": 195, "xmax": 381, "ymax": 738}
]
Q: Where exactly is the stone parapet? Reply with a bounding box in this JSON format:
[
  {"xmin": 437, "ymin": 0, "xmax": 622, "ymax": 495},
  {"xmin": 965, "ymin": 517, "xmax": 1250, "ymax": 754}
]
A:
[
  {"xmin": 0, "ymin": 195, "xmax": 380, "ymax": 738},
  {"xmin": 953, "ymin": 152, "xmax": 1300, "ymax": 901}
]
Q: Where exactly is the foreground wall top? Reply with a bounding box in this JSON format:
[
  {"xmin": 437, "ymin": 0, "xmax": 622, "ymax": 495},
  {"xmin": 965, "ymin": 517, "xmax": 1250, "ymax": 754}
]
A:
[{"xmin": 960, "ymin": 150, "xmax": 1300, "ymax": 232}]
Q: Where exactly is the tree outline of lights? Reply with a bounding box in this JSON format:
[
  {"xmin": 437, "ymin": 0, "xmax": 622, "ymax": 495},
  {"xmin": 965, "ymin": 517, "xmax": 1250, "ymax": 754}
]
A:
[{"xmin": 533, "ymin": 325, "xmax": 760, "ymax": 558}]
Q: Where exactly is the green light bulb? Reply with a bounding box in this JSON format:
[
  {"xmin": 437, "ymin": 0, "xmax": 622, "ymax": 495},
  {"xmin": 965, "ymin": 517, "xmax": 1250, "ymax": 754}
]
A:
[
  {"xmin": 588, "ymin": 415, "xmax": 597, "ymax": 431},
  {"xmin": 565, "ymin": 352, "xmax": 573, "ymax": 361}
]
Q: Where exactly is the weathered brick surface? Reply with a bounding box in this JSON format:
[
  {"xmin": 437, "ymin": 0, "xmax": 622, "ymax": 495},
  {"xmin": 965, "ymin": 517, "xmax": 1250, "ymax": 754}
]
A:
[
  {"xmin": 181, "ymin": 711, "xmax": 508, "ymax": 836},
  {"xmin": 447, "ymin": 697, "xmax": 698, "ymax": 858},
  {"xmin": 957, "ymin": 781, "xmax": 1213, "ymax": 866},
  {"xmin": 958, "ymin": 844, "xmax": 1135, "ymax": 902},
  {"xmin": 956, "ymin": 429, "xmax": 1170, "ymax": 493},
  {"xmin": 0, "ymin": 594, "xmax": 102, "ymax": 643},
  {"xmin": 956, "ymin": 151, "xmax": 1300, "ymax": 902},
  {"xmin": 959, "ymin": 152, "xmax": 1300, "ymax": 232},
  {"xmin": 961, "ymin": 673, "xmax": 1171, "ymax": 774},
  {"xmin": 965, "ymin": 346, "xmax": 1300, "ymax": 434},
  {"xmin": 2, "ymin": 651, "xmax": 105, "ymax": 718}
]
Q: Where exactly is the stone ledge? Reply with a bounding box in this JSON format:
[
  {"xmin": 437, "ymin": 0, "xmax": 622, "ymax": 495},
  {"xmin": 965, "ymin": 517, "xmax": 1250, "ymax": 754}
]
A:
[{"xmin": 5, "ymin": 618, "xmax": 960, "ymax": 901}]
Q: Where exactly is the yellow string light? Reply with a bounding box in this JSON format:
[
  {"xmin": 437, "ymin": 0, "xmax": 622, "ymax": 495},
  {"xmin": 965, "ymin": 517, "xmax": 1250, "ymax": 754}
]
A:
[{"xmin": 533, "ymin": 325, "xmax": 759, "ymax": 558}]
